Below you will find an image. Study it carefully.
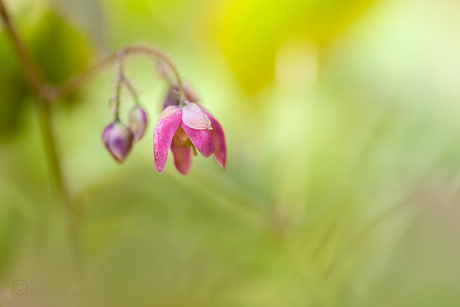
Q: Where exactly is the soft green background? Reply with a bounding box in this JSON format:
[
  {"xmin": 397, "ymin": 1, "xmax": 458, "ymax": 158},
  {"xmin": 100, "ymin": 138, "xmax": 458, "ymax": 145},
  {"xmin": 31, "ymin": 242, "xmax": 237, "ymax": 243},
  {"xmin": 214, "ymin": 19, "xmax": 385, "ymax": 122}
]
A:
[{"xmin": 1, "ymin": 0, "xmax": 460, "ymax": 306}]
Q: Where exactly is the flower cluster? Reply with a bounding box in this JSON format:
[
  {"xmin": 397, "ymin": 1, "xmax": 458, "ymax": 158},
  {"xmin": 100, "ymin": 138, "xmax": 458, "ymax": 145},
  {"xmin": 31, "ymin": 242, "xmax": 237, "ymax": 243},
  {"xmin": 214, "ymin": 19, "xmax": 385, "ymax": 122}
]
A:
[
  {"xmin": 153, "ymin": 86, "xmax": 226, "ymax": 174},
  {"xmin": 102, "ymin": 69, "xmax": 226, "ymax": 174},
  {"xmin": 102, "ymin": 105, "xmax": 147, "ymax": 163}
]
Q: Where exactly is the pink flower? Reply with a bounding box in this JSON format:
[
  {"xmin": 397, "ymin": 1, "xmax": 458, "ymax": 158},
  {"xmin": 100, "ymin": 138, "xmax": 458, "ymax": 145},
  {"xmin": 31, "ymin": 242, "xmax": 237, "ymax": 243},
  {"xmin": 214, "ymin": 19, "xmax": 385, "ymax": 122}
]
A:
[{"xmin": 153, "ymin": 102, "xmax": 226, "ymax": 175}]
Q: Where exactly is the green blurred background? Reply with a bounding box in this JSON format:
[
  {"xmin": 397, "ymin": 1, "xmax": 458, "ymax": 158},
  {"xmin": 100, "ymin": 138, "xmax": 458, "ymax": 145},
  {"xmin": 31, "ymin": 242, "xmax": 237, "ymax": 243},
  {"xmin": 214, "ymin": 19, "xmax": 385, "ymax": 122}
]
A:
[{"xmin": 1, "ymin": 0, "xmax": 460, "ymax": 306}]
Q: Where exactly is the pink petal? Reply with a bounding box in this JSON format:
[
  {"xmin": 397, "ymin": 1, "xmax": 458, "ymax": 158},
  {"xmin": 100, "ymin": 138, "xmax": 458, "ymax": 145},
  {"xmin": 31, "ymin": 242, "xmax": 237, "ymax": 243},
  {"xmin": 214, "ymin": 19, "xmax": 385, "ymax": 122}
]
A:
[
  {"xmin": 180, "ymin": 122, "xmax": 215, "ymax": 158},
  {"xmin": 182, "ymin": 102, "xmax": 212, "ymax": 130},
  {"xmin": 153, "ymin": 106, "xmax": 182, "ymax": 173},
  {"xmin": 201, "ymin": 107, "xmax": 227, "ymax": 170},
  {"xmin": 171, "ymin": 142, "xmax": 192, "ymax": 175}
]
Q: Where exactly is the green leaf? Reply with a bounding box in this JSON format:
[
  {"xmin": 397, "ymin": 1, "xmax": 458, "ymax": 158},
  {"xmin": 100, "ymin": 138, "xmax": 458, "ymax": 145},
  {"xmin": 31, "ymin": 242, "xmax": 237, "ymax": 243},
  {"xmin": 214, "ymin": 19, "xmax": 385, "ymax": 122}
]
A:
[
  {"xmin": 27, "ymin": 10, "xmax": 92, "ymax": 86},
  {"xmin": 0, "ymin": 35, "xmax": 29, "ymax": 142}
]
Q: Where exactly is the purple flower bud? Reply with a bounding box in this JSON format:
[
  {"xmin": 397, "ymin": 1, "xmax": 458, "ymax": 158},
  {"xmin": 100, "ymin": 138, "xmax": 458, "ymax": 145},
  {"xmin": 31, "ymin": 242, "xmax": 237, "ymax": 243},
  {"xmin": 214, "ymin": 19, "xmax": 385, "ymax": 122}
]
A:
[
  {"xmin": 162, "ymin": 82, "xmax": 200, "ymax": 110},
  {"xmin": 102, "ymin": 121, "xmax": 133, "ymax": 163},
  {"xmin": 129, "ymin": 106, "xmax": 148, "ymax": 142}
]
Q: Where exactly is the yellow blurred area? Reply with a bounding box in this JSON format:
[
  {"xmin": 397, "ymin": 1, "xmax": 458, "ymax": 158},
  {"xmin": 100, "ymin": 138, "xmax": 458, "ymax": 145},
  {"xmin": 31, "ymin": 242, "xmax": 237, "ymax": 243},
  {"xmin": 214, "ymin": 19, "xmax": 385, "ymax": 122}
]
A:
[{"xmin": 1, "ymin": 0, "xmax": 460, "ymax": 306}]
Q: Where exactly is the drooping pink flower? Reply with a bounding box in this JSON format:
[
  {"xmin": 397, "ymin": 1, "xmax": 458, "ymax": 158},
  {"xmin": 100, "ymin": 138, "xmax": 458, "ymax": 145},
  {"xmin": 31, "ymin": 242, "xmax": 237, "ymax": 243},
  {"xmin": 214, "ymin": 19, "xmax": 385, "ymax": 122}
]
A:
[{"xmin": 153, "ymin": 102, "xmax": 226, "ymax": 175}]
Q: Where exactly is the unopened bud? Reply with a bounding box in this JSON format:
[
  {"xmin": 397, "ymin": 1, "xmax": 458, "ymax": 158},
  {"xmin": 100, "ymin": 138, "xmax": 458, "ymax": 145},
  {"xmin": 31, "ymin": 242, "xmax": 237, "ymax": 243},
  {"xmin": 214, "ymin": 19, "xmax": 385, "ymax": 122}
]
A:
[
  {"xmin": 129, "ymin": 106, "xmax": 148, "ymax": 142},
  {"xmin": 102, "ymin": 121, "xmax": 133, "ymax": 163},
  {"xmin": 162, "ymin": 82, "xmax": 200, "ymax": 109}
]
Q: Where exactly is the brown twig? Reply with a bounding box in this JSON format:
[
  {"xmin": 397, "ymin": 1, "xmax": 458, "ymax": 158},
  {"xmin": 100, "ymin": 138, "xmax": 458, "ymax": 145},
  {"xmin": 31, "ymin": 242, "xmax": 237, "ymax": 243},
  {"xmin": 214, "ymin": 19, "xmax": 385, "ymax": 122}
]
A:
[
  {"xmin": 0, "ymin": 0, "xmax": 45, "ymax": 97},
  {"xmin": 0, "ymin": 0, "xmax": 83, "ymax": 279}
]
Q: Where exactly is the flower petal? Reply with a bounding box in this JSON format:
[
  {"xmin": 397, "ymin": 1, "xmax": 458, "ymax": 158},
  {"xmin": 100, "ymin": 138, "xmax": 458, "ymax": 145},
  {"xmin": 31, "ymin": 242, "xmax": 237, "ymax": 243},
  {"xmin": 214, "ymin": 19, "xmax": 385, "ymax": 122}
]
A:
[
  {"xmin": 180, "ymin": 122, "xmax": 215, "ymax": 158},
  {"xmin": 171, "ymin": 142, "xmax": 192, "ymax": 175},
  {"xmin": 153, "ymin": 106, "xmax": 182, "ymax": 173},
  {"xmin": 182, "ymin": 102, "xmax": 212, "ymax": 130},
  {"xmin": 203, "ymin": 109, "xmax": 227, "ymax": 170}
]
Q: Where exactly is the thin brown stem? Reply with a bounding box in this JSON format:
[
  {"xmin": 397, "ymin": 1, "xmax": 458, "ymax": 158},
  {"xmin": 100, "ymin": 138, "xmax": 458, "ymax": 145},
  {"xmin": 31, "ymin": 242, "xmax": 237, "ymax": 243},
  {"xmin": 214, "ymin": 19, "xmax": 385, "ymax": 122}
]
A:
[
  {"xmin": 0, "ymin": 0, "xmax": 45, "ymax": 96},
  {"xmin": 38, "ymin": 102, "xmax": 83, "ymax": 274},
  {"xmin": 0, "ymin": 0, "xmax": 82, "ymax": 278},
  {"xmin": 113, "ymin": 51, "xmax": 126, "ymax": 120},
  {"xmin": 122, "ymin": 76, "xmax": 141, "ymax": 105}
]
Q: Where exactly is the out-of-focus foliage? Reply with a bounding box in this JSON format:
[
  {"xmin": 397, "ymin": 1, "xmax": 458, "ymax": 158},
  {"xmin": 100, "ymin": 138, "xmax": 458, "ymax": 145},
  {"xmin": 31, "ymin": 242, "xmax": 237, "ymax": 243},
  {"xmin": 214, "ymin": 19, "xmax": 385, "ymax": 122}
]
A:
[
  {"xmin": 0, "ymin": 34, "xmax": 28, "ymax": 140},
  {"xmin": 27, "ymin": 10, "xmax": 91, "ymax": 85},
  {"xmin": 216, "ymin": 0, "xmax": 375, "ymax": 94},
  {"xmin": 0, "ymin": 2, "xmax": 93, "ymax": 140},
  {"xmin": 1, "ymin": 0, "xmax": 460, "ymax": 306}
]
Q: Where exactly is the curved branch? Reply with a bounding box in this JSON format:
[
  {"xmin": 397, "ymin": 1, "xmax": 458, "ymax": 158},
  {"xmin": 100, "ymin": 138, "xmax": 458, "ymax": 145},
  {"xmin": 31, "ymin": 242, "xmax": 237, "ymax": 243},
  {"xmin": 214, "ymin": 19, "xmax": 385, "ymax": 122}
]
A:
[
  {"xmin": 0, "ymin": 0, "xmax": 45, "ymax": 97},
  {"xmin": 122, "ymin": 76, "xmax": 141, "ymax": 105},
  {"xmin": 49, "ymin": 45, "xmax": 185, "ymax": 103}
]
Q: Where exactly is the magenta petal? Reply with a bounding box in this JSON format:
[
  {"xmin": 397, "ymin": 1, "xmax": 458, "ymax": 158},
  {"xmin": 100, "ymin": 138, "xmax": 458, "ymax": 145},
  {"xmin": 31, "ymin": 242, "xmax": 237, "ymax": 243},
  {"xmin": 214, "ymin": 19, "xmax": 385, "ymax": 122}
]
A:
[
  {"xmin": 200, "ymin": 107, "xmax": 227, "ymax": 170},
  {"xmin": 171, "ymin": 142, "xmax": 192, "ymax": 175},
  {"xmin": 180, "ymin": 122, "xmax": 215, "ymax": 158},
  {"xmin": 153, "ymin": 107, "xmax": 182, "ymax": 173},
  {"xmin": 209, "ymin": 117, "xmax": 227, "ymax": 170}
]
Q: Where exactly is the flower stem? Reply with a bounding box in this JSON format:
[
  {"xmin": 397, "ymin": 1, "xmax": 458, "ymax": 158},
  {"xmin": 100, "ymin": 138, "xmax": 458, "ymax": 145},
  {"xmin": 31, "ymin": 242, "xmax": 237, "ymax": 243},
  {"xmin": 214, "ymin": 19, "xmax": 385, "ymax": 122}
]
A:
[
  {"xmin": 38, "ymin": 102, "xmax": 83, "ymax": 277},
  {"xmin": 0, "ymin": 0, "xmax": 83, "ymax": 277},
  {"xmin": 0, "ymin": 0, "xmax": 44, "ymax": 95},
  {"xmin": 51, "ymin": 45, "xmax": 186, "ymax": 102},
  {"xmin": 122, "ymin": 76, "xmax": 141, "ymax": 105},
  {"xmin": 113, "ymin": 51, "xmax": 126, "ymax": 120}
]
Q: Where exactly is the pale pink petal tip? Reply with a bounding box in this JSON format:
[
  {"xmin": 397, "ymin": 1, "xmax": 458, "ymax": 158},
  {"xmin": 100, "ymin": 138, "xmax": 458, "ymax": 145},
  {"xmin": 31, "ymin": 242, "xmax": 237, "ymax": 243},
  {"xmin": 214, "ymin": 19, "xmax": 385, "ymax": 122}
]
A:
[{"xmin": 182, "ymin": 102, "xmax": 212, "ymax": 130}]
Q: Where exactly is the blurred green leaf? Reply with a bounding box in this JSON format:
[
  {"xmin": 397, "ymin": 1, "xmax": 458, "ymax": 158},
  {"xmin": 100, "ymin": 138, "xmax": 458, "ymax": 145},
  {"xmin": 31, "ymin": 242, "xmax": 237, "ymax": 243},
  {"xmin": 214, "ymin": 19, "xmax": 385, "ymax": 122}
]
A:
[
  {"xmin": 27, "ymin": 10, "xmax": 92, "ymax": 87},
  {"xmin": 0, "ymin": 35, "xmax": 29, "ymax": 142},
  {"xmin": 0, "ymin": 203, "xmax": 25, "ymax": 276}
]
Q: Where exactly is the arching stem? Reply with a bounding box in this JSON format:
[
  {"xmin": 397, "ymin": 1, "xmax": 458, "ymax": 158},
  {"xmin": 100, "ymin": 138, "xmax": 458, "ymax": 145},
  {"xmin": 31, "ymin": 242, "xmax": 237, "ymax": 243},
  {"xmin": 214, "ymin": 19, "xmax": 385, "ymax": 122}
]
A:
[
  {"xmin": 122, "ymin": 76, "xmax": 141, "ymax": 105},
  {"xmin": 50, "ymin": 45, "xmax": 186, "ymax": 103},
  {"xmin": 0, "ymin": 0, "xmax": 83, "ymax": 279}
]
